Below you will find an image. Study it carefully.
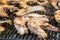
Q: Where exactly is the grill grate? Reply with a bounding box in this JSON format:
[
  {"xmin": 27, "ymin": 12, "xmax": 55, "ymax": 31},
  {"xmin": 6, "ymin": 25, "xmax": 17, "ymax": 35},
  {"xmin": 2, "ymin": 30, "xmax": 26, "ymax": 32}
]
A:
[{"xmin": 0, "ymin": 1, "xmax": 60, "ymax": 40}]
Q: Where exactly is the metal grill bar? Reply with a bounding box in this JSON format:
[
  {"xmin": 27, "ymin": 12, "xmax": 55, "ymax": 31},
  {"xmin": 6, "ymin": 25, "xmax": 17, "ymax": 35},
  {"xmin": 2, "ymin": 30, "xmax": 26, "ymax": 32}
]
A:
[
  {"xmin": 0, "ymin": 1, "xmax": 60, "ymax": 40},
  {"xmin": 0, "ymin": 27, "xmax": 60, "ymax": 40}
]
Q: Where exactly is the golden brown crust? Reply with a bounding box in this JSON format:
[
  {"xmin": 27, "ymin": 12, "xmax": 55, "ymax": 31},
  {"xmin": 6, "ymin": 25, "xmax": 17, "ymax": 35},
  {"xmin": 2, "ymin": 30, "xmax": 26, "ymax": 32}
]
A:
[
  {"xmin": 0, "ymin": 26, "xmax": 5, "ymax": 31},
  {"xmin": 0, "ymin": 5, "xmax": 19, "ymax": 17},
  {"xmin": 58, "ymin": 1, "xmax": 60, "ymax": 8},
  {"xmin": 51, "ymin": 0, "xmax": 59, "ymax": 9},
  {"xmin": 0, "ymin": 20, "xmax": 12, "ymax": 25},
  {"xmin": 37, "ymin": 0, "xmax": 49, "ymax": 6},
  {"xmin": 27, "ymin": 19, "xmax": 48, "ymax": 38},
  {"xmin": 0, "ymin": 0, "xmax": 7, "ymax": 4},
  {"xmin": 55, "ymin": 10, "xmax": 60, "ymax": 23}
]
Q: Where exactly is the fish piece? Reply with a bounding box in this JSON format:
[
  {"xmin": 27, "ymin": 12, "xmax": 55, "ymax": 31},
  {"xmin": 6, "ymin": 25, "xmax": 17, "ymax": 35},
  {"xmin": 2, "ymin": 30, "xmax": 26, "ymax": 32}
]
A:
[
  {"xmin": 0, "ymin": 5, "xmax": 8, "ymax": 17},
  {"xmin": 16, "ymin": 12, "xmax": 49, "ymax": 22},
  {"xmin": 39, "ymin": 21, "xmax": 59, "ymax": 32},
  {"xmin": 51, "ymin": 0, "xmax": 59, "ymax": 9},
  {"xmin": 26, "ymin": 6, "xmax": 46, "ymax": 13},
  {"xmin": 0, "ymin": 20, "xmax": 12, "ymax": 25},
  {"xmin": 27, "ymin": 19, "xmax": 59, "ymax": 34},
  {"xmin": 0, "ymin": 5, "xmax": 19, "ymax": 17},
  {"xmin": 14, "ymin": 13, "xmax": 49, "ymax": 36},
  {"xmin": 55, "ymin": 10, "xmax": 60, "ymax": 23},
  {"xmin": 57, "ymin": 1, "xmax": 60, "ymax": 8},
  {"xmin": 27, "ymin": 19, "xmax": 48, "ymax": 38},
  {"xmin": 37, "ymin": 0, "xmax": 49, "ymax": 6},
  {"xmin": 0, "ymin": 5, "xmax": 19, "ymax": 13},
  {"xmin": 15, "ymin": 6, "xmax": 46, "ymax": 16},
  {"xmin": 20, "ymin": 1, "xmax": 31, "ymax": 8},
  {"xmin": 15, "ymin": 9, "xmax": 26, "ymax": 16},
  {"xmin": 0, "ymin": 26, "xmax": 5, "ymax": 32},
  {"xmin": 0, "ymin": 11, "xmax": 8, "ymax": 17},
  {"xmin": 24, "ymin": 13, "xmax": 49, "ymax": 22},
  {"xmin": 14, "ymin": 17, "xmax": 28, "ymax": 35},
  {"xmin": 0, "ymin": 0, "xmax": 7, "ymax": 4},
  {"xmin": 20, "ymin": 0, "xmax": 37, "ymax": 8},
  {"xmin": 20, "ymin": 0, "xmax": 49, "ymax": 8}
]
